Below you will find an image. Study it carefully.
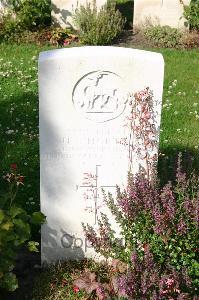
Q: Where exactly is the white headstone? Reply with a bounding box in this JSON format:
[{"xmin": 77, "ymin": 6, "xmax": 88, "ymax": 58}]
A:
[
  {"xmin": 51, "ymin": 0, "xmax": 106, "ymax": 29},
  {"xmin": 39, "ymin": 46, "xmax": 164, "ymax": 264},
  {"xmin": 133, "ymin": 0, "xmax": 191, "ymax": 29}
]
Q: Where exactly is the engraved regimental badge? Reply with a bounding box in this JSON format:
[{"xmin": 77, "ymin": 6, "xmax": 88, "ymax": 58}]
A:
[{"xmin": 72, "ymin": 71, "xmax": 127, "ymax": 122}]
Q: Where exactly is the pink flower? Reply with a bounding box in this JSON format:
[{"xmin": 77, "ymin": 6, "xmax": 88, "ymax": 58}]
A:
[
  {"xmin": 166, "ymin": 278, "xmax": 174, "ymax": 287},
  {"xmin": 63, "ymin": 40, "xmax": 70, "ymax": 46},
  {"xmin": 73, "ymin": 286, "xmax": 80, "ymax": 293},
  {"xmin": 17, "ymin": 175, "xmax": 25, "ymax": 186}
]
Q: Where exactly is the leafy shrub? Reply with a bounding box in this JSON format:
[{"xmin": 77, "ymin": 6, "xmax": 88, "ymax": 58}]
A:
[
  {"xmin": 184, "ymin": 0, "xmax": 199, "ymax": 31},
  {"xmin": 144, "ymin": 25, "xmax": 183, "ymax": 48},
  {"xmin": 0, "ymin": 164, "xmax": 45, "ymax": 292},
  {"xmin": 0, "ymin": 0, "xmax": 51, "ymax": 42},
  {"xmin": 73, "ymin": 2, "xmax": 125, "ymax": 45},
  {"xmin": 9, "ymin": 0, "xmax": 51, "ymax": 30},
  {"xmin": 0, "ymin": 12, "xmax": 21, "ymax": 42}
]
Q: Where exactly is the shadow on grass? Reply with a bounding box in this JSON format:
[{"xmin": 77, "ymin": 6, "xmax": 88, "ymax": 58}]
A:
[
  {"xmin": 158, "ymin": 146, "xmax": 199, "ymax": 185},
  {"xmin": 0, "ymin": 91, "xmax": 40, "ymax": 240}
]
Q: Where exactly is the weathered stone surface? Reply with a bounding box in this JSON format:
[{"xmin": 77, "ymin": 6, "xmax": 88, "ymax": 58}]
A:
[
  {"xmin": 133, "ymin": 0, "xmax": 191, "ymax": 29},
  {"xmin": 51, "ymin": 0, "xmax": 106, "ymax": 28}
]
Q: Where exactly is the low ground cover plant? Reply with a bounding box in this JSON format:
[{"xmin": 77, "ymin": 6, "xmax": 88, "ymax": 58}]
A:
[
  {"xmin": 49, "ymin": 28, "xmax": 78, "ymax": 47},
  {"xmin": 143, "ymin": 25, "xmax": 183, "ymax": 48},
  {"xmin": 0, "ymin": 164, "xmax": 45, "ymax": 292}
]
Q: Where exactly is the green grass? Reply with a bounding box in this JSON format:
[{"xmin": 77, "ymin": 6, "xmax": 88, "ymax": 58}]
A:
[
  {"xmin": 157, "ymin": 48, "xmax": 199, "ymax": 181},
  {"xmin": 0, "ymin": 45, "xmax": 198, "ymax": 215}
]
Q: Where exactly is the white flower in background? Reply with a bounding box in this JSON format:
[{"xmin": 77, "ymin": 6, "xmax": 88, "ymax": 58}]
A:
[
  {"xmin": 174, "ymin": 111, "xmax": 178, "ymax": 115},
  {"xmin": 193, "ymin": 103, "xmax": 198, "ymax": 107},
  {"xmin": 6, "ymin": 129, "xmax": 14, "ymax": 134}
]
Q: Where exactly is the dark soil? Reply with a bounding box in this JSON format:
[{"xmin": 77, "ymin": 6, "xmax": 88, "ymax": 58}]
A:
[{"xmin": 115, "ymin": 29, "xmax": 152, "ymax": 48}]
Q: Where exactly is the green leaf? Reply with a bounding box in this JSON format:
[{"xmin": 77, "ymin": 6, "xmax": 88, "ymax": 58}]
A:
[
  {"xmin": 1, "ymin": 221, "xmax": 13, "ymax": 231},
  {"xmin": 0, "ymin": 210, "xmax": 5, "ymax": 224},
  {"xmin": 9, "ymin": 206, "xmax": 25, "ymax": 218},
  {"xmin": 0, "ymin": 272, "xmax": 18, "ymax": 292},
  {"xmin": 28, "ymin": 241, "xmax": 39, "ymax": 252},
  {"xmin": 12, "ymin": 219, "xmax": 31, "ymax": 243},
  {"xmin": 31, "ymin": 212, "xmax": 46, "ymax": 225}
]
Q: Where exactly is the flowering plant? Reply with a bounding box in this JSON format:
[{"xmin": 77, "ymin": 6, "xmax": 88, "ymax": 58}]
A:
[
  {"xmin": 79, "ymin": 87, "xmax": 199, "ymax": 298},
  {"xmin": 0, "ymin": 164, "xmax": 45, "ymax": 292},
  {"xmin": 81, "ymin": 154, "xmax": 198, "ymax": 298}
]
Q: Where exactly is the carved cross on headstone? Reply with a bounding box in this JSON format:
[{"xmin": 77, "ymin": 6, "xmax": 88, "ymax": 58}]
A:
[{"xmin": 76, "ymin": 165, "xmax": 116, "ymax": 224}]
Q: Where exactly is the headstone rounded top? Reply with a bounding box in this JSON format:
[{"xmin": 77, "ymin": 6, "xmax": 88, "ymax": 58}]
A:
[{"xmin": 39, "ymin": 46, "xmax": 164, "ymax": 65}]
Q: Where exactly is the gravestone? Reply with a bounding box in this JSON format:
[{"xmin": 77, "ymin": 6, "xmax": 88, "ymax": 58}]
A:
[
  {"xmin": 51, "ymin": 0, "xmax": 106, "ymax": 29},
  {"xmin": 39, "ymin": 46, "xmax": 164, "ymax": 263},
  {"xmin": 133, "ymin": 0, "xmax": 191, "ymax": 29}
]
